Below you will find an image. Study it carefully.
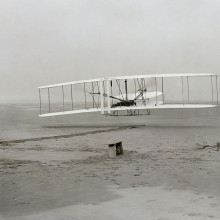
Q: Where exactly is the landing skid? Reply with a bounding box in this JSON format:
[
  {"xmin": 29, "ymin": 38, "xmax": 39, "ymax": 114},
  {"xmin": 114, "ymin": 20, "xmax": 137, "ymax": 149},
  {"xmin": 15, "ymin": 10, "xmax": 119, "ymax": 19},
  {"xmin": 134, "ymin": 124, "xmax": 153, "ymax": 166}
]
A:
[{"xmin": 107, "ymin": 109, "xmax": 151, "ymax": 116}]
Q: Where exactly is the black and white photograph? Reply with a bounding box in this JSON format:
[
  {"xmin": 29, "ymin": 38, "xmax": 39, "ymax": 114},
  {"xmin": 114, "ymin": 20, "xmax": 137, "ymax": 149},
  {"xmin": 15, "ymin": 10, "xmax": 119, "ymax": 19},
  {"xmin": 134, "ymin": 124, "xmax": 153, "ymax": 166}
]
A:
[{"xmin": 0, "ymin": 0, "xmax": 220, "ymax": 219}]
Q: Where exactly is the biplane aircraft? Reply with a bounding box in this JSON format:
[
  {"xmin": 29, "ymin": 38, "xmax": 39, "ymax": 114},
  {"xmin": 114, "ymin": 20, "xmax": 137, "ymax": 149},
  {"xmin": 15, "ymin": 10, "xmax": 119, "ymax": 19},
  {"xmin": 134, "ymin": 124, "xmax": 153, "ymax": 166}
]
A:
[{"xmin": 38, "ymin": 73, "xmax": 218, "ymax": 117}]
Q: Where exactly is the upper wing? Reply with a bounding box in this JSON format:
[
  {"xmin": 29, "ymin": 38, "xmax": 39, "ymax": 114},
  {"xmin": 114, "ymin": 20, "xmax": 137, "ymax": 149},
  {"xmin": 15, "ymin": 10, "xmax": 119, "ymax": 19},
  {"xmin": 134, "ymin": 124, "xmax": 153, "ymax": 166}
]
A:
[
  {"xmin": 107, "ymin": 73, "xmax": 215, "ymax": 80},
  {"xmin": 38, "ymin": 78, "xmax": 104, "ymax": 89}
]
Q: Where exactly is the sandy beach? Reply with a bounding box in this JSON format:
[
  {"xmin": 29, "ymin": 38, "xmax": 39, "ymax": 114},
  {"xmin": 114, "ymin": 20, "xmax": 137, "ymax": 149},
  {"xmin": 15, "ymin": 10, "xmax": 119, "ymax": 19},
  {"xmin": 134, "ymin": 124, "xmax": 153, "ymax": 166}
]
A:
[{"xmin": 0, "ymin": 104, "xmax": 220, "ymax": 219}]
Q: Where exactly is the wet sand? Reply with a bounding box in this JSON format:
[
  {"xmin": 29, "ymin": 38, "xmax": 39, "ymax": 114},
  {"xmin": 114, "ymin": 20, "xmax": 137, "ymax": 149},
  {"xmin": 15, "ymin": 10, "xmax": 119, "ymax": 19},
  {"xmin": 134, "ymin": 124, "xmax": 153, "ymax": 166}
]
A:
[{"xmin": 0, "ymin": 123, "xmax": 220, "ymax": 219}]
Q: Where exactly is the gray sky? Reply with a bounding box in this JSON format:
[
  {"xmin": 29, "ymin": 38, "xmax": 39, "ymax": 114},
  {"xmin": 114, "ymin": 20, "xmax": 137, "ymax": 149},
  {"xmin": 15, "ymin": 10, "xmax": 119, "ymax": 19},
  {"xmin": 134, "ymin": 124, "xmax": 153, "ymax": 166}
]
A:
[{"xmin": 0, "ymin": 0, "xmax": 220, "ymax": 102}]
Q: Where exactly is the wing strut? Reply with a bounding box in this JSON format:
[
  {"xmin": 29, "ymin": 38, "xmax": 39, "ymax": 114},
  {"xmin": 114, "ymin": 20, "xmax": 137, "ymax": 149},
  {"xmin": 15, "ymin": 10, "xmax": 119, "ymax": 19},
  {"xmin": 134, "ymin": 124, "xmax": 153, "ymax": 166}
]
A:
[
  {"xmin": 125, "ymin": 79, "xmax": 128, "ymax": 100},
  {"xmin": 116, "ymin": 79, "xmax": 124, "ymax": 100},
  {"xmin": 155, "ymin": 77, "xmax": 158, "ymax": 105},
  {"xmin": 162, "ymin": 77, "xmax": 164, "ymax": 103},
  {"xmin": 84, "ymin": 83, "xmax": 87, "ymax": 109},
  {"xmin": 48, "ymin": 88, "xmax": 51, "ymax": 113},
  {"xmin": 100, "ymin": 80, "xmax": 104, "ymax": 114},
  {"xmin": 39, "ymin": 89, "xmax": 42, "ymax": 114},
  {"xmin": 134, "ymin": 78, "xmax": 136, "ymax": 99},
  {"xmin": 216, "ymin": 75, "xmax": 218, "ymax": 105},
  {"xmin": 211, "ymin": 75, "xmax": 213, "ymax": 105},
  {"xmin": 110, "ymin": 80, "xmax": 113, "ymax": 106},
  {"xmin": 71, "ymin": 84, "xmax": 73, "ymax": 110},
  {"xmin": 187, "ymin": 76, "xmax": 190, "ymax": 103},
  {"xmin": 62, "ymin": 85, "xmax": 64, "ymax": 110},
  {"xmin": 143, "ymin": 79, "xmax": 147, "ymax": 100},
  {"xmin": 181, "ymin": 76, "xmax": 184, "ymax": 105},
  {"xmin": 107, "ymin": 80, "xmax": 111, "ymax": 114},
  {"xmin": 102, "ymin": 81, "xmax": 106, "ymax": 107}
]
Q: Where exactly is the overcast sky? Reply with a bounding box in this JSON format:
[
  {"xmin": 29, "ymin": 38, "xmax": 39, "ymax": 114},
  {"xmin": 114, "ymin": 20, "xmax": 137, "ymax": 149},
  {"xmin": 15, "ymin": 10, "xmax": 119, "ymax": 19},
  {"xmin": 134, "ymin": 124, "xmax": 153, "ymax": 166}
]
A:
[{"xmin": 0, "ymin": 0, "xmax": 220, "ymax": 102}]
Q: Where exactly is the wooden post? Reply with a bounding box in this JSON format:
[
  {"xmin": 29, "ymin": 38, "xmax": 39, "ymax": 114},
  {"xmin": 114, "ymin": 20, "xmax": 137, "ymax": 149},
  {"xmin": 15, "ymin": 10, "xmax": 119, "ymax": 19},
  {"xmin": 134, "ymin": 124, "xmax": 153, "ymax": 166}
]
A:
[
  {"xmin": 108, "ymin": 142, "xmax": 123, "ymax": 158},
  {"xmin": 108, "ymin": 144, "xmax": 116, "ymax": 158}
]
